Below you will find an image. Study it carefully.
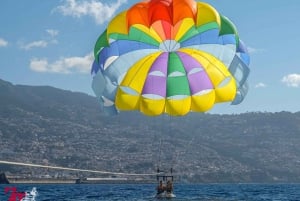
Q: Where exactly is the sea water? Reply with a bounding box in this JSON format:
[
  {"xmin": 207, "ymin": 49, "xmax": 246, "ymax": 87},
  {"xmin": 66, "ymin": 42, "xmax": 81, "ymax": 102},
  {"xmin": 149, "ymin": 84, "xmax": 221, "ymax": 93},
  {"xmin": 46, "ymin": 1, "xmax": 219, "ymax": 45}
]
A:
[{"xmin": 1, "ymin": 183, "xmax": 300, "ymax": 201}]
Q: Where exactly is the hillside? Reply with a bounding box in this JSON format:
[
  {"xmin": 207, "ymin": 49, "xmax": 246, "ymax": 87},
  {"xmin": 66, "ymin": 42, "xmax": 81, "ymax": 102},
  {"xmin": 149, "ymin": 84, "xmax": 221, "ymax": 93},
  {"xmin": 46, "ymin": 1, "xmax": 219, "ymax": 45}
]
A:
[{"xmin": 1, "ymin": 78, "xmax": 300, "ymax": 183}]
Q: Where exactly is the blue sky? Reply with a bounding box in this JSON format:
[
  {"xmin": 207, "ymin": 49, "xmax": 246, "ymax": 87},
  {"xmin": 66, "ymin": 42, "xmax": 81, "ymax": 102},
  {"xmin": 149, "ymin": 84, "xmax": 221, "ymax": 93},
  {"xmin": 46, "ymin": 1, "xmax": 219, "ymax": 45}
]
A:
[{"xmin": 0, "ymin": 0, "xmax": 300, "ymax": 114}]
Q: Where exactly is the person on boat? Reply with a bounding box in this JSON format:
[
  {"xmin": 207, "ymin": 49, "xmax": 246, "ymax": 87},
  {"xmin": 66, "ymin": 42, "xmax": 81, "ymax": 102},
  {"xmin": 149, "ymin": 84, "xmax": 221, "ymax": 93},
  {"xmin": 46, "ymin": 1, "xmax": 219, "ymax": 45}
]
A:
[
  {"xmin": 166, "ymin": 180, "xmax": 173, "ymax": 193},
  {"xmin": 156, "ymin": 180, "xmax": 165, "ymax": 194}
]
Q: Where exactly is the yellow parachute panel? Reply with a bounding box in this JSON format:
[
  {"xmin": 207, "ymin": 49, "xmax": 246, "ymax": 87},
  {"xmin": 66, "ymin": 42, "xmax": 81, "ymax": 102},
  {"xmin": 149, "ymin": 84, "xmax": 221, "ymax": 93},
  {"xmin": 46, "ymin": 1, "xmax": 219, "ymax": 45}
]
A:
[
  {"xmin": 214, "ymin": 77, "xmax": 237, "ymax": 103},
  {"xmin": 140, "ymin": 98, "xmax": 165, "ymax": 116},
  {"xmin": 107, "ymin": 11, "xmax": 128, "ymax": 37},
  {"xmin": 115, "ymin": 87, "xmax": 140, "ymax": 110},
  {"xmin": 166, "ymin": 97, "xmax": 191, "ymax": 116},
  {"xmin": 175, "ymin": 18, "xmax": 195, "ymax": 41},
  {"xmin": 191, "ymin": 90, "xmax": 215, "ymax": 112},
  {"xmin": 196, "ymin": 2, "xmax": 221, "ymax": 27}
]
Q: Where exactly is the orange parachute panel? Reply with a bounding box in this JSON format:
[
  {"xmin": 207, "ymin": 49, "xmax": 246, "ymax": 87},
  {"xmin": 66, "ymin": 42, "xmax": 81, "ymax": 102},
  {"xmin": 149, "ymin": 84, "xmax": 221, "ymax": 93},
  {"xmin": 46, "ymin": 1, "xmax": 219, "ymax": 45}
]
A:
[
  {"xmin": 151, "ymin": 21, "xmax": 167, "ymax": 41},
  {"xmin": 148, "ymin": 1, "xmax": 173, "ymax": 25},
  {"xmin": 172, "ymin": 0, "xmax": 197, "ymax": 25},
  {"xmin": 127, "ymin": 2, "xmax": 149, "ymax": 28}
]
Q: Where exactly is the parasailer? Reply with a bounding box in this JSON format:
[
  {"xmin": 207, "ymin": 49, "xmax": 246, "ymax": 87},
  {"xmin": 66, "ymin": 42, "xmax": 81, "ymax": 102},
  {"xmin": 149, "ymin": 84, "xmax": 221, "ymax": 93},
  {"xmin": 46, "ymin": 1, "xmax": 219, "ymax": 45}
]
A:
[{"xmin": 91, "ymin": 0, "xmax": 250, "ymax": 197}]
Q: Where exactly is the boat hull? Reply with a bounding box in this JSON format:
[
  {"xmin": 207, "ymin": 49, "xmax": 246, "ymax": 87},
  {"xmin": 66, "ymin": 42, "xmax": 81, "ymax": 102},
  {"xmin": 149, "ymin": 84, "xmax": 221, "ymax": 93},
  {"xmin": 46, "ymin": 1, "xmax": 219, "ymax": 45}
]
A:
[{"xmin": 156, "ymin": 192, "xmax": 176, "ymax": 199}]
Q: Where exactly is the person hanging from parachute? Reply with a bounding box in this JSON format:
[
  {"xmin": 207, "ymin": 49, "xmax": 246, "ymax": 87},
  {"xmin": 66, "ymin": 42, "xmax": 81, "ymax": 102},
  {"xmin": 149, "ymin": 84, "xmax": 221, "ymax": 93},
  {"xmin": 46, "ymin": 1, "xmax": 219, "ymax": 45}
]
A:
[
  {"xmin": 91, "ymin": 0, "xmax": 250, "ymax": 197},
  {"xmin": 156, "ymin": 180, "xmax": 165, "ymax": 194}
]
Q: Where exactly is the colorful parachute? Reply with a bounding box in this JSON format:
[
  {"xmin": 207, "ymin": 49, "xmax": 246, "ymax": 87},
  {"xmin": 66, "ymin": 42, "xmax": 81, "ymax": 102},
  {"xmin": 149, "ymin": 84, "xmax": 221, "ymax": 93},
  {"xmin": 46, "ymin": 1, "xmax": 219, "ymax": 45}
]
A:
[{"xmin": 91, "ymin": 0, "xmax": 250, "ymax": 116}]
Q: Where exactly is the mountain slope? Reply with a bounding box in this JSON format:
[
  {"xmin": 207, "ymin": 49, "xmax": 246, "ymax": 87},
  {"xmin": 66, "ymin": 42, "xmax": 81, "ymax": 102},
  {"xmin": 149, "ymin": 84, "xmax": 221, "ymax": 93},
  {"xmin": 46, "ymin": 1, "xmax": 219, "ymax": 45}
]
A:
[{"xmin": 1, "ymin": 78, "xmax": 300, "ymax": 183}]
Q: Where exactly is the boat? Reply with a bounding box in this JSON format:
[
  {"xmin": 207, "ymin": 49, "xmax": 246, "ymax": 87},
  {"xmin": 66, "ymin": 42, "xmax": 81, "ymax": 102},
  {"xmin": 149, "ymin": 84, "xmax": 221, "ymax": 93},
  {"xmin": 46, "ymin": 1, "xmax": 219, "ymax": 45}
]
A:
[
  {"xmin": 21, "ymin": 187, "xmax": 38, "ymax": 201},
  {"xmin": 155, "ymin": 169, "xmax": 176, "ymax": 199}
]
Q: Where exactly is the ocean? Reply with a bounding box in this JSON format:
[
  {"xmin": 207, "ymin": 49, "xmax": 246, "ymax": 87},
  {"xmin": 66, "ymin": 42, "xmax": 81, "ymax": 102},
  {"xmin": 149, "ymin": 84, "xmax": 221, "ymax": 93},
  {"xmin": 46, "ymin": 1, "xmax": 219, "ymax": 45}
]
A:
[{"xmin": 1, "ymin": 183, "xmax": 300, "ymax": 201}]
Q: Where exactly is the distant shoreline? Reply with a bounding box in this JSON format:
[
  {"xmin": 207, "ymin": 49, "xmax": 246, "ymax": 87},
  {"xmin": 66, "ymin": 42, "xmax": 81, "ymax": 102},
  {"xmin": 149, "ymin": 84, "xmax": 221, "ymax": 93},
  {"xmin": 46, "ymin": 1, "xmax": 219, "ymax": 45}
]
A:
[
  {"xmin": 8, "ymin": 178, "xmax": 76, "ymax": 184},
  {"xmin": 6, "ymin": 177, "xmax": 156, "ymax": 184}
]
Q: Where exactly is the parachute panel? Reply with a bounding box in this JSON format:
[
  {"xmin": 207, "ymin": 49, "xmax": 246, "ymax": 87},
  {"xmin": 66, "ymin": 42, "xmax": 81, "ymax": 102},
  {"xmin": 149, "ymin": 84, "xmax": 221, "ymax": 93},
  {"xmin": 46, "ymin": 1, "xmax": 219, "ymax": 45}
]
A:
[
  {"xmin": 140, "ymin": 98, "xmax": 165, "ymax": 116},
  {"xmin": 196, "ymin": 2, "xmax": 221, "ymax": 27},
  {"xmin": 166, "ymin": 97, "xmax": 191, "ymax": 116},
  {"xmin": 107, "ymin": 11, "xmax": 128, "ymax": 37},
  {"xmin": 191, "ymin": 90, "xmax": 215, "ymax": 112}
]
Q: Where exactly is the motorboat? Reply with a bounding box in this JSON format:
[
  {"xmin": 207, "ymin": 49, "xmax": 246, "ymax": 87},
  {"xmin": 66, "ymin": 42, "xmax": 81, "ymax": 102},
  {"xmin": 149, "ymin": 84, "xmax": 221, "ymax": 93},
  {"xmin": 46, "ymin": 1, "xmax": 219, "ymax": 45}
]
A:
[{"xmin": 155, "ymin": 170, "xmax": 176, "ymax": 199}]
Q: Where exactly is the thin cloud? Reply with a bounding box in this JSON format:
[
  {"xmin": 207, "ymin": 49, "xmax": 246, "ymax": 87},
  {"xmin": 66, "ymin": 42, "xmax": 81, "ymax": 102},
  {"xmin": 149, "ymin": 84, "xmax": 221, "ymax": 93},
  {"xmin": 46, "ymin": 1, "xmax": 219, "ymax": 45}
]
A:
[
  {"xmin": 21, "ymin": 40, "xmax": 48, "ymax": 50},
  {"xmin": 20, "ymin": 29, "xmax": 59, "ymax": 50},
  {"xmin": 255, "ymin": 82, "xmax": 267, "ymax": 88},
  {"xmin": 281, "ymin": 74, "xmax": 300, "ymax": 88},
  {"xmin": 0, "ymin": 38, "xmax": 8, "ymax": 47},
  {"xmin": 46, "ymin": 29, "xmax": 59, "ymax": 37},
  {"xmin": 56, "ymin": 0, "xmax": 127, "ymax": 24},
  {"xmin": 247, "ymin": 47, "xmax": 265, "ymax": 54},
  {"xmin": 30, "ymin": 53, "xmax": 93, "ymax": 74}
]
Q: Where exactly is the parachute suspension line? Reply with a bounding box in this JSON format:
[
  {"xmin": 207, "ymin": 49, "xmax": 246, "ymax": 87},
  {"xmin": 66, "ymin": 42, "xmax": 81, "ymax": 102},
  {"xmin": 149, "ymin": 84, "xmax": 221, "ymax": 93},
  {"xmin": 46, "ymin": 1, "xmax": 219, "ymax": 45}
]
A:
[
  {"xmin": 157, "ymin": 112, "xmax": 175, "ymax": 175},
  {"xmin": 166, "ymin": 113, "xmax": 172, "ymax": 173},
  {"xmin": 116, "ymin": 113, "xmax": 122, "ymax": 170},
  {"xmin": 157, "ymin": 114, "xmax": 167, "ymax": 174},
  {"xmin": 171, "ymin": 135, "xmax": 196, "ymax": 176},
  {"xmin": 168, "ymin": 113, "xmax": 176, "ymax": 175},
  {"xmin": 156, "ymin": 138, "xmax": 163, "ymax": 173},
  {"xmin": 156, "ymin": 114, "xmax": 168, "ymax": 174}
]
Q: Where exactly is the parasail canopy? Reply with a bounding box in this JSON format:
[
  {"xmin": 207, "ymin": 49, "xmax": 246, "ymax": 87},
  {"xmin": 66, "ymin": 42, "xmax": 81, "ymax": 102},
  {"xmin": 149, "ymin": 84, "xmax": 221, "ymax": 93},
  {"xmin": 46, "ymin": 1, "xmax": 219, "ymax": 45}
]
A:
[{"xmin": 91, "ymin": 0, "xmax": 250, "ymax": 116}]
